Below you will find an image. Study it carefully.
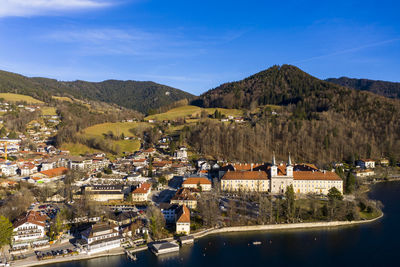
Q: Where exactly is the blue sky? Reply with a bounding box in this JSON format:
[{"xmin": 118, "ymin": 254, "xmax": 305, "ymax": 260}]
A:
[{"xmin": 0, "ymin": 0, "xmax": 399, "ymax": 95}]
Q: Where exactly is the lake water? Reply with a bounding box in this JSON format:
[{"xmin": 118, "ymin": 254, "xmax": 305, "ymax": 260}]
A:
[{"xmin": 48, "ymin": 182, "xmax": 400, "ymax": 267}]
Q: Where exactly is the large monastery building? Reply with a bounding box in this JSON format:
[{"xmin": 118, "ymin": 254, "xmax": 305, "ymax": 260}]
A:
[{"xmin": 221, "ymin": 154, "xmax": 343, "ymax": 195}]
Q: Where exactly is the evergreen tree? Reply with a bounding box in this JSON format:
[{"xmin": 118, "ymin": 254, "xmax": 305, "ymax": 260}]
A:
[{"xmin": 0, "ymin": 216, "xmax": 13, "ymax": 249}]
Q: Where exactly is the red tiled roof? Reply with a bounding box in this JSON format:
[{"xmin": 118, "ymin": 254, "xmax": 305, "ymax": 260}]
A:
[
  {"xmin": 171, "ymin": 188, "xmax": 197, "ymax": 201},
  {"xmin": 183, "ymin": 177, "xmax": 211, "ymax": 185},
  {"xmin": 13, "ymin": 211, "xmax": 47, "ymax": 228},
  {"xmin": 222, "ymin": 170, "xmax": 268, "ymax": 180},
  {"xmin": 40, "ymin": 167, "xmax": 68, "ymax": 178},
  {"xmin": 176, "ymin": 205, "xmax": 190, "ymax": 223},
  {"xmin": 132, "ymin": 183, "xmax": 151, "ymax": 194},
  {"xmin": 293, "ymin": 171, "xmax": 342, "ymax": 181}
]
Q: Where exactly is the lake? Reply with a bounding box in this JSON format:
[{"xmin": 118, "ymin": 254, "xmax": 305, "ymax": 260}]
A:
[{"xmin": 48, "ymin": 181, "xmax": 400, "ymax": 267}]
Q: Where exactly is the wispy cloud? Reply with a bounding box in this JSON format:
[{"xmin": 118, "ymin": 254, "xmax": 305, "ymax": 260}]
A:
[
  {"xmin": 43, "ymin": 27, "xmax": 245, "ymax": 58},
  {"xmin": 291, "ymin": 38, "xmax": 400, "ymax": 64},
  {"xmin": 0, "ymin": 0, "xmax": 112, "ymax": 17}
]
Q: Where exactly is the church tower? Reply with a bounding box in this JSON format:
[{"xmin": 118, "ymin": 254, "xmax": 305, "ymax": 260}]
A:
[
  {"xmin": 271, "ymin": 152, "xmax": 278, "ymax": 177},
  {"xmin": 286, "ymin": 153, "xmax": 293, "ymax": 177}
]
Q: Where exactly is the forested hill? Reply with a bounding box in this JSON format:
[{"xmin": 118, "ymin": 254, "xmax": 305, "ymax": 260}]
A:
[
  {"xmin": 196, "ymin": 64, "xmax": 351, "ymax": 111},
  {"xmin": 326, "ymin": 77, "xmax": 400, "ymax": 99},
  {"xmin": 0, "ymin": 70, "xmax": 194, "ymax": 113},
  {"xmin": 187, "ymin": 65, "xmax": 400, "ymax": 165}
]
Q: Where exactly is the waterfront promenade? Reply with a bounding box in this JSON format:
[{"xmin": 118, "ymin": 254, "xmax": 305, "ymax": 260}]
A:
[{"xmin": 13, "ymin": 214, "xmax": 382, "ymax": 267}]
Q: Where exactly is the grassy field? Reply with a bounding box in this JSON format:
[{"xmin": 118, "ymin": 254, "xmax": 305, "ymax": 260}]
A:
[
  {"xmin": 52, "ymin": 96, "xmax": 73, "ymax": 102},
  {"xmin": 60, "ymin": 143, "xmax": 103, "ymax": 156},
  {"xmin": 66, "ymin": 121, "xmax": 148, "ymax": 157},
  {"xmin": 145, "ymin": 105, "xmax": 244, "ymax": 121},
  {"xmin": 41, "ymin": 107, "xmax": 57, "ymax": 116},
  {"xmin": 0, "ymin": 93, "xmax": 44, "ymax": 104},
  {"xmin": 83, "ymin": 122, "xmax": 151, "ymax": 138}
]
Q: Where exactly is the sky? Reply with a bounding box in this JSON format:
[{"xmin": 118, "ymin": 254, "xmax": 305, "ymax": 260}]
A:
[{"xmin": 0, "ymin": 0, "xmax": 399, "ymax": 95}]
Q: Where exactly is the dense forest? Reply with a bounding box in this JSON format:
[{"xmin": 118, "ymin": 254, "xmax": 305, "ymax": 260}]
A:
[
  {"xmin": 0, "ymin": 70, "xmax": 194, "ymax": 113},
  {"xmin": 326, "ymin": 77, "xmax": 400, "ymax": 99},
  {"xmin": 186, "ymin": 65, "xmax": 400, "ymax": 165}
]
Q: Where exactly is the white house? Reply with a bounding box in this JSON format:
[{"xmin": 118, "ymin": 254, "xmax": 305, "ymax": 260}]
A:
[
  {"xmin": 175, "ymin": 205, "xmax": 190, "ymax": 235},
  {"xmin": 12, "ymin": 211, "xmax": 49, "ymax": 250},
  {"xmin": 174, "ymin": 147, "xmax": 188, "ymax": 160},
  {"xmin": 182, "ymin": 177, "xmax": 212, "ymax": 191},
  {"xmin": 81, "ymin": 223, "xmax": 123, "ymax": 255},
  {"xmin": 356, "ymin": 159, "xmax": 375, "ymax": 169}
]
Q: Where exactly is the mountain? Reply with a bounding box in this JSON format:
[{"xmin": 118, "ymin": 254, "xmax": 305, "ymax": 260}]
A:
[
  {"xmin": 326, "ymin": 77, "xmax": 400, "ymax": 99},
  {"xmin": 0, "ymin": 70, "xmax": 194, "ymax": 113},
  {"xmin": 188, "ymin": 65, "xmax": 400, "ymax": 165},
  {"xmin": 196, "ymin": 64, "xmax": 348, "ymax": 111}
]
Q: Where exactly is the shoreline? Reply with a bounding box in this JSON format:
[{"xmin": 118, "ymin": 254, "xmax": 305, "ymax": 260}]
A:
[
  {"xmin": 15, "ymin": 213, "xmax": 383, "ymax": 267},
  {"xmin": 192, "ymin": 212, "xmax": 383, "ymax": 239}
]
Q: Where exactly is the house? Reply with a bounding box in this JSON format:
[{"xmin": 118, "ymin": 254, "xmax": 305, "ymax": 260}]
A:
[
  {"xmin": 12, "ymin": 211, "xmax": 49, "ymax": 251},
  {"xmin": 81, "ymin": 222, "xmax": 123, "ymax": 255},
  {"xmin": 353, "ymin": 169, "xmax": 375, "ymax": 178},
  {"xmin": 1, "ymin": 163, "xmax": 18, "ymax": 176},
  {"xmin": 142, "ymin": 148, "xmax": 157, "ymax": 157},
  {"xmin": 170, "ymin": 188, "xmax": 198, "ymax": 209},
  {"xmin": 174, "ymin": 147, "xmax": 188, "ymax": 160},
  {"xmin": 131, "ymin": 183, "xmax": 151, "ymax": 202},
  {"xmin": 182, "ymin": 177, "xmax": 212, "ymax": 191},
  {"xmin": 379, "ymin": 158, "xmax": 389, "ymax": 167},
  {"xmin": 68, "ymin": 156, "xmax": 93, "ymax": 170},
  {"xmin": 108, "ymin": 211, "xmax": 137, "ymax": 226},
  {"xmin": 356, "ymin": 159, "xmax": 375, "ymax": 169},
  {"xmin": 160, "ymin": 203, "xmax": 179, "ymax": 223},
  {"xmin": 19, "ymin": 163, "xmax": 38, "ymax": 176},
  {"xmin": 175, "ymin": 205, "xmax": 190, "ymax": 235}
]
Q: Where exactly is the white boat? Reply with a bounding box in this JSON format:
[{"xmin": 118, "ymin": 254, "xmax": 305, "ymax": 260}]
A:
[{"xmin": 253, "ymin": 241, "xmax": 262, "ymax": 245}]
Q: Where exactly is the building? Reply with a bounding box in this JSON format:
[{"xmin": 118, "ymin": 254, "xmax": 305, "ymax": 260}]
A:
[
  {"xmin": 182, "ymin": 177, "xmax": 212, "ymax": 191},
  {"xmin": 77, "ymin": 185, "xmax": 125, "ymax": 202},
  {"xmin": 379, "ymin": 158, "xmax": 389, "ymax": 167},
  {"xmin": 175, "ymin": 205, "xmax": 190, "ymax": 235},
  {"xmin": 0, "ymin": 138, "xmax": 21, "ymax": 154},
  {"xmin": 170, "ymin": 188, "xmax": 198, "ymax": 209},
  {"xmin": 160, "ymin": 203, "xmax": 179, "ymax": 223},
  {"xmin": 356, "ymin": 159, "xmax": 375, "ymax": 169},
  {"xmin": 19, "ymin": 163, "xmax": 37, "ymax": 176},
  {"xmin": 1, "ymin": 163, "xmax": 18, "ymax": 176},
  {"xmin": 30, "ymin": 167, "xmax": 68, "ymax": 183},
  {"xmin": 221, "ymin": 170, "xmax": 270, "ymax": 192},
  {"xmin": 12, "ymin": 211, "xmax": 49, "ymax": 251},
  {"xmin": 353, "ymin": 169, "xmax": 375, "ymax": 178},
  {"xmin": 131, "ymin": 183, "xmax": 151, "ymax": 202},
  {"xmin": 221, "ymin": 154, "xmax": 343, "ymax": 195},
  {"xmin": 174, "ymin": 147, "xmax": 188, "ymax": 160},
  {"xmin": 81, "ymin": 222, "xmax": 123, "ymax": 255}
]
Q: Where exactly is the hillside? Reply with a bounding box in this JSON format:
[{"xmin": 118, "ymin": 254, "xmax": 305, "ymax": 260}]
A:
[
  {"xmin": 186, "ymin": 65, "xmax": 400, "ymax": 165},
  {"xmin": 326, "ymin": 77, "xmax": 400, "ymax": 99},
  {"xmin": 0, "ymin": 70, "xmax": 194, "ymax": 113},
  {"xmin": 144, "ymin": 105, "xmax": 244, "ymax": 121}
]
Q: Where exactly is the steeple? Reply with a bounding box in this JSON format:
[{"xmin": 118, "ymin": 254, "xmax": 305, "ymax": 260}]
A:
[
  {"xmin": 288, "ymin": 152, "xmax": 292, "ymax": 166},
  {"xmin": 272, "ymin": 151, "xmax": 276, "ymax": 166}
]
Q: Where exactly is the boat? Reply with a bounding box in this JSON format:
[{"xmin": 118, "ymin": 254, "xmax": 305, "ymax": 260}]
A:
[{"xmin": 253, "ymin": 241, "xmax": 262, "ymax": 245}]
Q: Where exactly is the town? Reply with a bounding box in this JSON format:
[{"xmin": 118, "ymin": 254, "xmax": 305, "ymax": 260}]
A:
[{"xmin": 0, "ymin": 101, "xmax": 390, "ymax": 265}]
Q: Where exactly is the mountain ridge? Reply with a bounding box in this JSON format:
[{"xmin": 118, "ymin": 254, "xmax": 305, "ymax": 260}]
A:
[
  {"xmin": 326, "ymin": 77, "xmax": 400, "ymax": 99},
  {"xmin": 0, "ymin": 69, "xmax": 194, "ymax": 113}
]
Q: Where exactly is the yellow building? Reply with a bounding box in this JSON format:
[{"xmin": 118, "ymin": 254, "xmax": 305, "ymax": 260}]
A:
[{"xmin": 221, "ymin": 155, "xmax": 343, "ymax": 195}]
